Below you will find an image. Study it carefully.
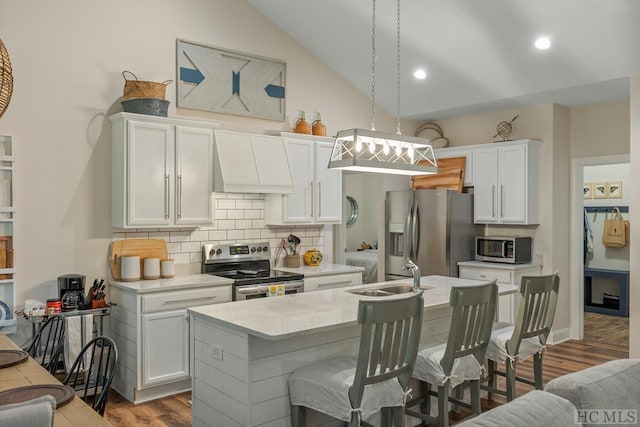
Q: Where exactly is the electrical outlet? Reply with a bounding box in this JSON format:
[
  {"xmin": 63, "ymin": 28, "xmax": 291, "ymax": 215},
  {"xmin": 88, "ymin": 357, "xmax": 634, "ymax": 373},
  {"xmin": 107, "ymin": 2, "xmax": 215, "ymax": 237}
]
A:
[{"xmin": 211, "ymin": 345, "xmax": 223, "ymax": 361}]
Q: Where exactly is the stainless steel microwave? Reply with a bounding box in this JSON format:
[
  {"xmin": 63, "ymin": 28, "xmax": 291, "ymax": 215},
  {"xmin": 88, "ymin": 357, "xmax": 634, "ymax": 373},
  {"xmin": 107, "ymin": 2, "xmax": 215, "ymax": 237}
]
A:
[{"xmin": 475, "ymin": 236, "xmax": 532, "ymax": 264}]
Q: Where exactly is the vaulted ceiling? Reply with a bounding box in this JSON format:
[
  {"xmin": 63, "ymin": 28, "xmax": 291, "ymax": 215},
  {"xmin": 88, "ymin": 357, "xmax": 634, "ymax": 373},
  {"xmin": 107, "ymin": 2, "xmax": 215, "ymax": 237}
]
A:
[{"xmin": 249, "ymin": 0, "xmax": 640, "ymax": 120}]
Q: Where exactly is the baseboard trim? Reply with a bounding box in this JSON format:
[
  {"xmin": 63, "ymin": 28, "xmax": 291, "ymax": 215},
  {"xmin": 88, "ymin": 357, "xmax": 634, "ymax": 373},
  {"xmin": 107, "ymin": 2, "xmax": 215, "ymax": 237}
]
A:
[{"xmin": 549, "ymin": 327, "xmax": 571, "ymax": 345}]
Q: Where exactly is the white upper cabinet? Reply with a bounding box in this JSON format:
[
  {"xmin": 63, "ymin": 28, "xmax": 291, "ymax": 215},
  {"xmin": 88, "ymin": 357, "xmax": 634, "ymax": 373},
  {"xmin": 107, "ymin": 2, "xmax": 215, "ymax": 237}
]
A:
[
  {"xmin": 175, "ymin": 126, "xmax": 214, "ymax": 225},
  {"xmin": 472, "ymin": 139, "xmax": 541, "ymax": 225},
  {"xmin": 212, "ymin": 130, "xmax": 294, "ymax": 194},
  {"xmin": 434, "ymin": 146, "xmax": 474, "ymax": 186},
  {"xmin": 111, "ymin": 113, "xmax": 215, "ymax": 228},
  {"xmin": 265, "ymin": 133, "xmax": 342, "ymax": 225}
]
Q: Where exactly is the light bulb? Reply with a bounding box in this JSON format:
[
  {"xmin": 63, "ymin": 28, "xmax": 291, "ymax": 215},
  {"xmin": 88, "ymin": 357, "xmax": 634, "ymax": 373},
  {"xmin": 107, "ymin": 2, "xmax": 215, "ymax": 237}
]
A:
[
  {"xmin": 355, "ymin": 138, "xmax": 363, "ymax": 152},
  {"xmin": 395, "ymin": 142, "xmax": 402, "ymax": 156},
  {"xmin": 408, "ymin": 144, "xmax": 415, "ymax": 161},
  {"xmin": 368, "ymin": 141, "xmax": 375, "ymax": 153},
  {"xmin": 383, "ymin": 140, "xmax": 390, "ymax": 155}
]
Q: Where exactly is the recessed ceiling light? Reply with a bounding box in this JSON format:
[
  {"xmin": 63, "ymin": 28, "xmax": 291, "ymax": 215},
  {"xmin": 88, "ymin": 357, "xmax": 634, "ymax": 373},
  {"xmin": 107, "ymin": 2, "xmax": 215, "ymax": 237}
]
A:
[
  {"xmin": 534, "ymin": 37, "xmax": 551, "ymax": 50},
  {"xmin": 413, "ymin": 69, "xmax": 427, "ymax": 80}
]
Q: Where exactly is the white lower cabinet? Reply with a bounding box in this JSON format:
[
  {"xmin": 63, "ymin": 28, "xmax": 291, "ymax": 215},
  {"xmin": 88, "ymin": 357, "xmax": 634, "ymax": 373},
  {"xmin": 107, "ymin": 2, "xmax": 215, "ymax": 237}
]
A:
[
  {"xmin": 304, "ymin": 272, "xmax": 362, "ymax": 292},
  {"xmin": 458, "ymin": 262, "xmax": 542, "ymax": 323},
  {"xmin": 141, "ymin": 309, "xmax": 189, "ymax": 387},
  {"xmin": 110, "ymin": 283, "xmax": 232, "ymax": 403}
]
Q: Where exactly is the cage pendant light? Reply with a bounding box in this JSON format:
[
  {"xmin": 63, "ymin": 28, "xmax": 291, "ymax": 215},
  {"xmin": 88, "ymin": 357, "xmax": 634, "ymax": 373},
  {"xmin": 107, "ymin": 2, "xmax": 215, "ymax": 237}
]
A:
[{"xmin": 328, "ymin": 0, "xmax": 438, "ymax": 176}]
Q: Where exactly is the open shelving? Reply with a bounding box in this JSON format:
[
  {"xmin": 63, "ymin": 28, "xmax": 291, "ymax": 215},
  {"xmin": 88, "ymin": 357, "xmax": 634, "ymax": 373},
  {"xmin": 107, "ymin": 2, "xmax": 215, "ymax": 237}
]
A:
[{"xmin": 0, "ymin": 135, "xmax": 15, "ymax": 334}]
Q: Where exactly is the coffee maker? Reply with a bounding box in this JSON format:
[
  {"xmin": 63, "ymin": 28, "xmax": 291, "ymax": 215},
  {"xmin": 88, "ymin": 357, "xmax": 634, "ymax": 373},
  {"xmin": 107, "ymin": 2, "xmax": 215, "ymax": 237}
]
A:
[{"xmin": 58, "ymin": 274, "xmax": 87, "ymax": 311}]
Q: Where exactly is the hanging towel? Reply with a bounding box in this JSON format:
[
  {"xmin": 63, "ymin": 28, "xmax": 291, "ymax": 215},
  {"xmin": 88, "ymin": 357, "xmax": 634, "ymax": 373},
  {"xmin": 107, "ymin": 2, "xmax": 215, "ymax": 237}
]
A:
[
  {"xmin": 64, "ymin": 314, "xmax": 93, "ymax": 372},
  {"xmin": 583, "ymin": 208, "xmax": 594, "ymax": 264}
]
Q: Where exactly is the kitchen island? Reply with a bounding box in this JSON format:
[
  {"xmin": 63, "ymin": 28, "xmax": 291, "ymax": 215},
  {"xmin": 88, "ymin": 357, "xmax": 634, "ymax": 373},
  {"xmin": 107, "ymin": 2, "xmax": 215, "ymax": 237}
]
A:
[{"xmin": 188, "ymin": 275, "xmax": 517, "ymax": 427}]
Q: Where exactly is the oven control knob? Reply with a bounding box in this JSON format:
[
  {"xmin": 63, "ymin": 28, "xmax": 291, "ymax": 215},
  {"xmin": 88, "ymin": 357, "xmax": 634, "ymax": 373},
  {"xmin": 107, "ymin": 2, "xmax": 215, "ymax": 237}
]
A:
[
  {"xmin": 216, "ymin": 248, "xmax": 222, "ymax": 255},
  {"xmin": 209, "ymin": 249, "xmax": 215, "ymax": 257},
  {"xmin": 250, "ymin": 247, "xmax": 256, "ymax": 253},
  {"xmin": 256, "ymin": 247, "xmax": 262, "ymax": 253},
  {"xmin": 262, "ymin": 246, "xmax": 269, "ymax": 253}
]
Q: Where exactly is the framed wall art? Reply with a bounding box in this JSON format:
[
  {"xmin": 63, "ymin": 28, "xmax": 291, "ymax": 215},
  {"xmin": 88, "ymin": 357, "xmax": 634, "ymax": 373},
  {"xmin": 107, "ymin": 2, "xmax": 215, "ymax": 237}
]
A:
[
  {"xmin": 176, "ymin": 39, "xmax": 286, "ymax": 121},
  {"xmin": 593, "ymin": 182, "xmax": 607, "ymax": 199},
  {"xmin": 606, "ymin": 181, "xmax": 622, "ymax": 199},
  {"xmin": 583, "ymin": 182, "xmax": 593, "ymax": 199}
]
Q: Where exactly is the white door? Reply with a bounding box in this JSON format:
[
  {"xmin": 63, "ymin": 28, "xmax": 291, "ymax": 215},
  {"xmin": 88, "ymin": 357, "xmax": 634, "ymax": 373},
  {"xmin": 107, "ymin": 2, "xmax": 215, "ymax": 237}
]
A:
[
  {"xmin": 499, "ymin": 144, "xmax": 527, "ymax": 223},
  {"xmin": 141, "ymin": 309, "xmax": 189, "ymax": 387},
  {"xmin": 315, "ymin": 141, "xmax": 342, "ymax": 223},
  {"xmin": 175, "ymin": 126, "xmax": 214, "ymax": 225},
  {"xmin": 282, "ymin": 138, "xmax": 314, "ymax": 223},
  {"xmin": 472, "ymin": 147, "xmax": 499, "ymax": 223},
  {"xmin": 127, "ymin": 121, "xmax": 173, "ymax": 226}
]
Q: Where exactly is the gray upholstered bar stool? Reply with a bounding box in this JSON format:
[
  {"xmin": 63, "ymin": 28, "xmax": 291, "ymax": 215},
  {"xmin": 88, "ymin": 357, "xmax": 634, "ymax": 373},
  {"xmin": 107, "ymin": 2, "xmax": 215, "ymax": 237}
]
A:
[
  {"xmin": 482, "ymin": 272, "xmax": 559, "ymax": 402},
  {"xmin": 406, "ymin": 281, "xmax": 498, "ymax": 427},
  {"xmin": 288, "ymin": 291, "xmax": 424, "ymax": 426}
]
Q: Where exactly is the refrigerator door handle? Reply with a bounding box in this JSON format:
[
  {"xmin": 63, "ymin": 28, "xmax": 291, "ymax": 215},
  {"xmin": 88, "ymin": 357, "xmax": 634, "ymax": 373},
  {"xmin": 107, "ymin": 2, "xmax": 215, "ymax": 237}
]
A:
[
  {"xmin": 412, "ymin": 202, "xmax": 420, "ymax": 259},
  {"xmin": 405, "ymin": 201, "xmax": 413, "ymax": 259}
]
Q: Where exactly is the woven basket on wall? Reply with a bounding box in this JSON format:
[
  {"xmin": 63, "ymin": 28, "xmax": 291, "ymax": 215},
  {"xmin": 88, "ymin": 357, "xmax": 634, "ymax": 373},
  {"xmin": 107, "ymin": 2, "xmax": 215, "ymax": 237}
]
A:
[{"xmin": 0, "ymin": 38, "xmax": 13, "ymax": 119}]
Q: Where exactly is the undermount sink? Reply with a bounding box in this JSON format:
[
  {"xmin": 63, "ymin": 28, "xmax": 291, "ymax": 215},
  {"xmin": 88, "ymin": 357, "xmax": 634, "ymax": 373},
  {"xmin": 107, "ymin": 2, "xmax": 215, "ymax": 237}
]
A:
[{"xmin": 348, "ymin": 284, "xmax": 430, "ymax": 297}]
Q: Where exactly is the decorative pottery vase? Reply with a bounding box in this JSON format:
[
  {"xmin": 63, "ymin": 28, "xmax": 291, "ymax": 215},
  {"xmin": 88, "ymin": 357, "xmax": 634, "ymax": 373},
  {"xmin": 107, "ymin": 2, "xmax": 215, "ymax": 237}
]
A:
[{"xmin": 303, "ymin": 249, "xmax": 323, "ymax": 266}]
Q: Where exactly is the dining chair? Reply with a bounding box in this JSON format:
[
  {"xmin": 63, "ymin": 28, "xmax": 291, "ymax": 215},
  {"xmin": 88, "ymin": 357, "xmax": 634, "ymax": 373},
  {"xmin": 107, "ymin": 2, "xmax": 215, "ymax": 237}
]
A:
[
  {"xmin": 406, "ymin": 281, "xmax": 498, "ymax": 427},
  {"xmin": 63, "ymin": 336, "xmax": 118, "ymax": 416},
  {"xmin": 288, "ymin": 291, "xmax": 424, "ymax": 426},
  {"xmin": 25, "ymin": 315, "xmax": 66, "ymax": 374},
  {"xmin": 482, "ymin": 272, "xmax": 560, "ymax": 401}
]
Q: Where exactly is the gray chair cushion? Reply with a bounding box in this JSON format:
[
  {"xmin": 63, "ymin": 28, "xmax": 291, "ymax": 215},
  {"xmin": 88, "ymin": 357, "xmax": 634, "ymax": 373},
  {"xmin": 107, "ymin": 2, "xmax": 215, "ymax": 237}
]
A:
[
  {"xmin": 0, "ymin": 395, "xmax": 56, "ymax": 427},
  {"xmin": 454, "ymin": 390, "xmax": 580, "ymax": 427},
  {"xmin": 545, "ymin": 358, "xmax": 640, "ymax": 425}
]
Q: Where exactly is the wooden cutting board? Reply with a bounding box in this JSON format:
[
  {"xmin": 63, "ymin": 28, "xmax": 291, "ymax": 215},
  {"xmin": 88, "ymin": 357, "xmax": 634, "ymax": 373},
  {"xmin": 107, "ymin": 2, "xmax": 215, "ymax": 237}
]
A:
[
  {"xmin": 110, "ymin": 239, "xmax": 168, "ymax": 280},
  {"xmin": 411, "ymin": 156, "xmax": 466, "ymax": 192}
]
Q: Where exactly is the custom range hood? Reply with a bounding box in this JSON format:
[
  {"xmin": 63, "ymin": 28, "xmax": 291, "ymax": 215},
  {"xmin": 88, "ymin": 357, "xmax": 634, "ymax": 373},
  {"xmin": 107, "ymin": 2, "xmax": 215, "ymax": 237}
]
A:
[{"xmin": 212, "ymin": 129, "xmax": 295, "ymax": 194}]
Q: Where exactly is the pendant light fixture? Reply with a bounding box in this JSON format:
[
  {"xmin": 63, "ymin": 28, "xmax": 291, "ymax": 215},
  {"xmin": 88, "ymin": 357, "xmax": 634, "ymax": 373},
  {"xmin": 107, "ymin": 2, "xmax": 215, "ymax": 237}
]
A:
[
  {"xmin": 0, "ymin": 38, "xmax": 13, "ymax": 119},
  {"xmin": 328, "ymin": 0, "xmax": 438, "ymax": 176}
]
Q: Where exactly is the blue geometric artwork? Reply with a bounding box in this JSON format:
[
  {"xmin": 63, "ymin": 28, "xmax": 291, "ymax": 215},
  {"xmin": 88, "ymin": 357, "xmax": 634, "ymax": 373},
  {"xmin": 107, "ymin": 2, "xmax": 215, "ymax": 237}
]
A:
[{"xmin": 176, "ymin": 39, "xmax": 286, "ymax": 121}]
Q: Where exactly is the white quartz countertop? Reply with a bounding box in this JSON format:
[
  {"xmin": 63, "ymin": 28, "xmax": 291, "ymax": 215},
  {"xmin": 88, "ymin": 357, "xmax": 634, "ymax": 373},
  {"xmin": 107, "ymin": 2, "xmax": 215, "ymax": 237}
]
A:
[
  {"xmin": 109, "ymin": 274, "xmax": 233, "ymax": 293},
  {"xmin": 188, "ymin": 275, "xmax": 517, "ymax": 340},
  {"xmin": 273, "ymin": 263, "xmax": 364, "ymax": 277},
  {"xmin": 458, "ymin": 260, "xmax": 542, "ymax": 270}
]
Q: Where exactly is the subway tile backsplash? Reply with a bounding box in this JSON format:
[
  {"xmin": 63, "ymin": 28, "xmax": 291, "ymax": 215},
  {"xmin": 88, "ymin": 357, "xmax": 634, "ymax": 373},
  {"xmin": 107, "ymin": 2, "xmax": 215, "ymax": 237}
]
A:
[{"xmin": 112, "ymin": 193, "xmax": 325, "ymax": 266}]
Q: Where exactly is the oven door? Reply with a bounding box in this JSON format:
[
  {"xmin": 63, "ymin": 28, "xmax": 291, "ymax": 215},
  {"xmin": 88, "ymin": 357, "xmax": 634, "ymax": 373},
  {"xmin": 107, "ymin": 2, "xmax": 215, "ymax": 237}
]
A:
[{"xmin": 234, "ymin": 280, "xmax": 304, "ymax": 301}]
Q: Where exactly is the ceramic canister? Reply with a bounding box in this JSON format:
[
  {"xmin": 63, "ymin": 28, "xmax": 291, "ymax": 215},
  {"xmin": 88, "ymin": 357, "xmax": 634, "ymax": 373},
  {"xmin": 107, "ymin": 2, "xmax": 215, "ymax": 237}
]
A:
[
  {"xmin": 143, "ymin": 257, "xmax": 161, "ymax": 280},
  {"xmin": 161, "ymin": 258, "xmax": 175, "ymax": 279},
  {"xmin": 120, "ymin": 255, "xmax": 141, "ymax": 282}
]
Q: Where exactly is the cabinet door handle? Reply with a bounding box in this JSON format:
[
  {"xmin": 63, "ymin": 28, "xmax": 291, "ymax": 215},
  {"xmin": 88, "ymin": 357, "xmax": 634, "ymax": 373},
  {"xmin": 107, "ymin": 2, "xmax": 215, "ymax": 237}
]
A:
[
  {"xmin": 164, "ymin": 174, "xmax": 170, "ymax": 219},
  {"xmin": 162, "ymin": 296, "xmax": 217, "ymax": 305},
  {"xmin": 309, "ymin": 182, "xmax": 314, "ymax": 218},
  {"xmin": 492, "ymin": 185, "xmax": 496, "ymax": 218},
  {"xmin": 500, "ymin": 184, "xmax": 504, "ymax": 219},
  {"xmin": 177, "ymin": 175, "xmax": 183, "ymax": 219},
  {"xmin": 317, "ymin": 182, "xmax": 322, "ymax": 217}
]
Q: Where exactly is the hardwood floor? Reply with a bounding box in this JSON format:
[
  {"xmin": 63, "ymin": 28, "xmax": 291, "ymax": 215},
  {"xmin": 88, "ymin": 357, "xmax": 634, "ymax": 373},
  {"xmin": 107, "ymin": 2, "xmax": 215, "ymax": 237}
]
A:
[{"xmin": 104, "ymin": 313, "xmax": 629, "ymax": 426}]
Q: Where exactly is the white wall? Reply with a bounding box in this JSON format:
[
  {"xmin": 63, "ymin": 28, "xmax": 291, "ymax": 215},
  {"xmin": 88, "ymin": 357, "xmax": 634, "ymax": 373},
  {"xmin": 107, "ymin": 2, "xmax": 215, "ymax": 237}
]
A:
[
  {"xmin": 0, "ymin": 0, "xmax": 418, "ymax": 340},
  {"xmin": 630, "ymin": 75, "xmax": 640, "ymax": 358},
  {"xmin": 345, "ymin": 174, "xmax": 382, "ymax": 252}
]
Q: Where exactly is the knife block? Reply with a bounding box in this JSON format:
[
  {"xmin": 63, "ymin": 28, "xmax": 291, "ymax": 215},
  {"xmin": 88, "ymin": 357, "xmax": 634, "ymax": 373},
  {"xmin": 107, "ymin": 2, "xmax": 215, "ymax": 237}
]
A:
[{"xmin": 283, "ymin": 255, "xmax": 301, "ymax": 268}]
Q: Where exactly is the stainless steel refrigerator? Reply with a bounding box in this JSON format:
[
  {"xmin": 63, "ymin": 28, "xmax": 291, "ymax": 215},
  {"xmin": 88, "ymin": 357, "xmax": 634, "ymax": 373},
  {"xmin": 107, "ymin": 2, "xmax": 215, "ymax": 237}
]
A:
[{"xmin": 385, "ymin": 189, "xmax": 475, "ymax": 280}]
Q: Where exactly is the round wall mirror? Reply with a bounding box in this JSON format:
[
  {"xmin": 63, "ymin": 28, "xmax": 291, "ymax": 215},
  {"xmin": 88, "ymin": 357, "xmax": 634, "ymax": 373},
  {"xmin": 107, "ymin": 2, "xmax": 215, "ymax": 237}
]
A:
[{"xmin": 346, "ymin": 196, "xmax": 359, "ymax": 225}]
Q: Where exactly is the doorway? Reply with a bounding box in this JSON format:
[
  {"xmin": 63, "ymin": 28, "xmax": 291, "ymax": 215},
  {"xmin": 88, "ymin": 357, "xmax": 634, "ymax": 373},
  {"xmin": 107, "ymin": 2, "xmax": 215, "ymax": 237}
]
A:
[{"xmin": 571, "ymin": 155, "xmax": 629, "ymax": 351}]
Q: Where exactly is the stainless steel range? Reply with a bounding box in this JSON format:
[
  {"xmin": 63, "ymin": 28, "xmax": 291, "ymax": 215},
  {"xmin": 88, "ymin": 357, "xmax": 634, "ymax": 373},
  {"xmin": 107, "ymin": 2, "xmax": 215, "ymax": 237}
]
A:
[{"xmin": 202, "ymin": 242, "xmax": 304, "ymax": 300}]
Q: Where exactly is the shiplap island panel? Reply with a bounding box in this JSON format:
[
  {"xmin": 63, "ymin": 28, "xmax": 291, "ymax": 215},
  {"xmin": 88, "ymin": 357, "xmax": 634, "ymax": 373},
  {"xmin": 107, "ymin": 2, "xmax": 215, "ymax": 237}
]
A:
[{"xmin": 188, "ymin": 276, "xmax": 517, "ymax": 426}]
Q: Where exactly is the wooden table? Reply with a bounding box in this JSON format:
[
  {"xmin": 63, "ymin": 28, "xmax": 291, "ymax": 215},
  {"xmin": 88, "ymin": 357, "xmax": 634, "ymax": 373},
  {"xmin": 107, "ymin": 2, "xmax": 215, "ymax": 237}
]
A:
[{"xmin": 0, "ymin": 333, "xmax": 111, "ymax": 426}]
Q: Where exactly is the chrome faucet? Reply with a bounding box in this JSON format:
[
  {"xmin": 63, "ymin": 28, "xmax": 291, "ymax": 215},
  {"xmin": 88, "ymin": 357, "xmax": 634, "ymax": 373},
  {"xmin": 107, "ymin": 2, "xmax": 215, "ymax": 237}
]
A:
[{"xmin": 403, "ymin": 258, "xmax": 421, "ymax": 291}]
